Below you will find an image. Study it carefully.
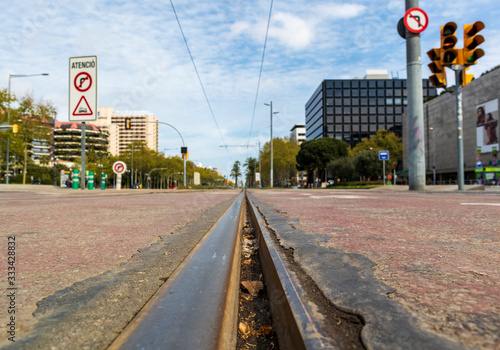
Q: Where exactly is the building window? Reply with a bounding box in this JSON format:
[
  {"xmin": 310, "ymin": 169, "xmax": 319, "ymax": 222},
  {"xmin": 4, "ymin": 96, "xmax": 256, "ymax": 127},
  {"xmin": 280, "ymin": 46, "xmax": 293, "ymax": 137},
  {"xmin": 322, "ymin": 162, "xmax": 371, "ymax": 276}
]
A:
[
  {"xmin": 326, "ymin": 98, "xmax": 334, "ymax": 106},
  {"xmin": 343, "ymin": 90, "xmax": 351, "ymax": 97},
  {"xmin": 343, "ymin": 107, "xmax": 351, "ymax": 114},
  {"xmin": 327, "ymin": 116, "xmax": 334, "ymax": 123},
  {"xmin": 361, "ymin": 106, "xmax": 368, "ymax": 114},
  {"xmin": 395, "ymin": 98, "xmax": 402, "ymax": 105},
  {"xmin": 370, "ymin": 115, "xmax": 377, "ymax": 123},
  {"xmin": 335, "ymin": 81, "xmax": 342, "ymax": 88},
  {"xmin": 377, "ymin": 89, "xmax": 385, "ymax": 97},
  {"xmin": 377, "ymin": 80, "xmax": 385, "ymax": 88},
  {"xmin": 360, "ymin": 81, "xmax": 368, "ymax": 89},
  {"xmin": 394, "ymin": 80, "xmax": 402, "ymax": 88},
  {"xmin": 335, "ymin": 125, "xmax": 342, "ymax": 132},
  {"xmin": 352, "ymin": 80, "xmax": 360, "ymax": 88},
  {"xmin": 369, "ymin": 89, "xmax": 376, "ymax": 97},
  {"xmin": 386, "ymin": 89, "xmax": 393, "ymax": 97},
  {"xmin": 335, "ymin": 116, "xmax": 343, "ymax": 123},
  {"xmin": 386, "ymin": 106, "xmax": 394, "ymax": 114},
  {"xmin": 335, "ymin": 107, "xmax": 343, "ymax": 114},
  {"xmin": 361, "ymin": 115, "xmax": 368, "ymax": 123},
  {"xmin": 386, "ymin": 98, "xmax": 393, "ymax": 105},
  {"xmin": 395, "ymin": 106, "xmax": 403, "ymax": 114},
  {"xmin": 335, "ymin": 90, "xmax": 342, "ymax": 97},
  {"xmin": 394, "ymin": 89, "xmax": 402, "ymax": 97},
  {"xmin": 327, "ymin": 107, "xmax": 334, "ymax": 114},
  {"xmin": 370, "ymin": 124, "xmax": 377, "ymax": 132},
  {"xmin": 369, "ymin": 107, "xmax": 377, "ymax": 114},
  {"xmin": 377, "ymin": 98, "xmax": 385, "ymax": 105},
  {"xmin": 352, "ymin": 98, "xmax": 359, "ymax": 106},
  {"xmin": 361, "ymin": 98, "xmax": 368, "ymax": 106},
  {"xmin": 344, "ymin": 116, "xmax": 351, "ymax": 123},
  {"xmin": 352, "ymin": 107, "xmax": 360, "ymax": 115},
  {"xmin": 378, "ymin": 107, "xmax": 385, "ymax": 114},
  {"xmin": 344, "ymin": 125, "xmax": 351, "ymax": 132},
  {"xmin": 352, "ymin": 124, "xmax": 360, "ymax": 132},
  {"xmin": 360, "ymin": 89, "xmax": 368, "ymax": 97},
  {"xmin": 326, "ymin": 89, "xmax": 334, "ymax": 97},
  {"xmin": 343, "ymin": 98, "xmax": 351, "ymax": 106},
  {"xmin": 361, "ymin": 124, "xmax": 368, "ymax": 132},
  {"xmin": 378, "ymin": 116, "xmax": 385, "ymax": 123},
  {"xmin": 335, "ymin": 98, "xmax": 342, "ymax": 106},
  {"xmin": 387, "ymin": 115, "xmax": 394, "ymax": 123},
  {"xmin": 335, "ymin": 133, "xmax": 343, "ymax": 140},
  {"xmin": 343, "ymin": 81, "xmax": 351, "ymax": 88},
  {"xmin": 395, "ymin": 115, "xmax": 402, "ymax": 123},
  {"xmin": 352, "ymin": 115, "xmax": 359, "ymax": 123},
  {"xmin": 386, "ymin": 80, "xmax": 393, "ymax": 88},
  {"xmin": 369, "ymin": 98, "xmax": 377, "ymax": 106},
  {"xmin": 369, "ymin": 80, "xmax": 376, "ymax": 88},
  {"xmin": 351, "ymin": 89, "xmax": 359, "ymax": 97}
]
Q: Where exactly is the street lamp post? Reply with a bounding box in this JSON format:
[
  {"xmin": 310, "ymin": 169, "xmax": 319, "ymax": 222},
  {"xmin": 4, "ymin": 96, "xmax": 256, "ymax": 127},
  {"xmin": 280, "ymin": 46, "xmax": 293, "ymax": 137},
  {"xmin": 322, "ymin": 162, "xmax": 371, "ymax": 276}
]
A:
[
  {"xmin": 5, "ymin": 73, "xmax": 49, "ymax": 184},
  {"xmin": 429, "ymin": 127, "xmax": 436, "ymax": 185},
  {"xmin": 264, "ymin": 102, "xmax": 278, "ymax": 188}
]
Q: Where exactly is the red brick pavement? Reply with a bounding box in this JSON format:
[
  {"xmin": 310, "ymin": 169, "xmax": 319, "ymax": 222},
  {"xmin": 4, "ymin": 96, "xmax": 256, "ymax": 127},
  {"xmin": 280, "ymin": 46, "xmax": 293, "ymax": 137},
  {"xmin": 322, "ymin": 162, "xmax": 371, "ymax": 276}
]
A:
[
  {"xmin": 0, "ymin": 190, "xmax": 238, "ymax": 344},
  {"xmin": 250, "ymin": 189, "xmax": 500, "ymax": 349}
]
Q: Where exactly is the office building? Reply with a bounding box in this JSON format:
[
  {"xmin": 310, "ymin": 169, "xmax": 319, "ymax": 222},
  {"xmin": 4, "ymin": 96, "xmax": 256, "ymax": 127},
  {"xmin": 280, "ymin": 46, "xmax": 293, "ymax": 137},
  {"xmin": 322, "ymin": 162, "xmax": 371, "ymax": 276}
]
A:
[{"xmin": 305, "ymin": 70, "xmax": 437, "ymax": 148}]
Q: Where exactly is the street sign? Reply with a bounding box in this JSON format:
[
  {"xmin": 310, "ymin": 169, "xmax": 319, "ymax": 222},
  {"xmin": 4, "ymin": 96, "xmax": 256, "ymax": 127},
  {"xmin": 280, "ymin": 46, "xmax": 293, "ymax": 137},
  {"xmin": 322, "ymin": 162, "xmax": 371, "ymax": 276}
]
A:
[
  {"xmin": 379, "ymin": 151, "xmax": 389, "ymax": 160},
  {"xmin": 113, "ymin": 161, "xmax": 127, "ymax": 175},
  {"xmin": 404, "ymin": 7, "xmax": 428, "ymax": 34},
  {"xmin": 476, "ymin": 161, "xmax": 482, "ymax": 168},
  {"xmin": 69, "ymin": 56, "xmax": 97, "ymax": 121}
]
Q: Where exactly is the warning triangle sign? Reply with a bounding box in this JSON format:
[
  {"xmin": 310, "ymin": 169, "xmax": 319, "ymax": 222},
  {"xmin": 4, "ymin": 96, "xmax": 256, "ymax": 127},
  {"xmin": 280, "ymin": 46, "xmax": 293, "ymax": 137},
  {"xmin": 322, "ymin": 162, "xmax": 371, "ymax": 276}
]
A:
[{"xmin": 72, "ymin": 96, "xmax": 93, "ymax": 116}]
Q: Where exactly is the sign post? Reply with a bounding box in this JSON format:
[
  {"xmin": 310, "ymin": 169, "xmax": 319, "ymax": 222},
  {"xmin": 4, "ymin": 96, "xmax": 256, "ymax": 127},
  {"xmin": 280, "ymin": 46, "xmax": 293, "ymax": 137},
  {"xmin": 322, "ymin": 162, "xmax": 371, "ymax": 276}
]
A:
[
  {"xmin": 69, "ymin": 56, "xmax": 98, "ymax": 190},
  {"xmin": 113, "ymin": 161, "xmax": 127, "ymax": 190},
  {"xmin": 379, "ymin": 151, "xmax": 390, "ymax": 185}
]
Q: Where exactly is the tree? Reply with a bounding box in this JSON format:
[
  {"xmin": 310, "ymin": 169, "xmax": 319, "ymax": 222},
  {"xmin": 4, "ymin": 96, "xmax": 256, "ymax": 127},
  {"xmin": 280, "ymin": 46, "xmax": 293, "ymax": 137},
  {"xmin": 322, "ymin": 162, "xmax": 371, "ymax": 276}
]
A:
[
  {"xmin": 327, "ymin": 157, "xmax": 356, "ymax": 182},
  {"xmin": 259, "ymin": 137, "xmax": 300, "ymax": 187},
  {"xmin": 296, "ymin": 138, "xmax": 349, "ymax": 185},
  {"xmin": 351, "ymin": 130, "xmax": 402, "ymax": 167},
  {"xmin": 353, "ymin": 149, "xmax": 382, "ymax": 180},
  {"xmin": 230, "ymin": 161, "xmax": 242, "ymax": 188},
  {"xmin": 244, "ymin": 157, "xmax": 257, "ymax": 188}
]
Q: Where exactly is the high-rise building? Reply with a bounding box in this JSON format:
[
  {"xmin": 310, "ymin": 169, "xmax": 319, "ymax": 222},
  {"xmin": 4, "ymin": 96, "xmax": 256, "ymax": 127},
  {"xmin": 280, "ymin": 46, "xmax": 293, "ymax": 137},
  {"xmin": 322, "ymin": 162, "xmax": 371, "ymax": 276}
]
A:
[
  {"xmin": 95, "ymin": 107, "xmax": 158, "ymax": 155},
  {"xmin": 53, "ymin": 121, "xmax": 109, "ymax": 161},
  {"xmin": 290, "ymin": 124, "xmax": 306, "ymax": 145},
  {"xmin": 305, "ymin": 70, "xmax": 437, "ymax": 148}
]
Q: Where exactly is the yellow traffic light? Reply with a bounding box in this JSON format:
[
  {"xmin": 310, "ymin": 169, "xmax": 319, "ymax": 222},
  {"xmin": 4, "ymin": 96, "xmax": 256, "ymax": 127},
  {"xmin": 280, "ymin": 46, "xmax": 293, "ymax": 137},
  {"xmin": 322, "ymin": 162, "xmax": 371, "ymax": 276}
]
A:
[
  {"xmin": 125, "ymin": 118, "xmax": 131, "ymax": 130},
  {"xmin": 460, "ymin": 67, "xmax": 474, "ymax": 87},
  {"xmin": 440, "ymin": 22, "xmax": 460, "ymax": 66},
  {"xmin": 427, "ymin": 48, "xmax": 447, "ymax": 88},
  {"xmin": 463, "ymin": 21, "xmax": 485, "ymax": 66},
  {"xmin": 13, "ymin": 124, "xmax": 19, "ymax": 134}
]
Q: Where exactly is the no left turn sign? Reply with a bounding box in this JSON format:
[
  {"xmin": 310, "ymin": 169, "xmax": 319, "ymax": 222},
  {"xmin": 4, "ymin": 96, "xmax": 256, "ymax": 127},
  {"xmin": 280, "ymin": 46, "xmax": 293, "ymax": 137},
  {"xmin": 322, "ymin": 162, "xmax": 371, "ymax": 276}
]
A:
[
  {"xmin": 113, "ymin": 161, "xmax": 127, "ymax": 175},
  {"xmin": 404, "ymin": 7, "xmax": 428, "ymax": 34}
]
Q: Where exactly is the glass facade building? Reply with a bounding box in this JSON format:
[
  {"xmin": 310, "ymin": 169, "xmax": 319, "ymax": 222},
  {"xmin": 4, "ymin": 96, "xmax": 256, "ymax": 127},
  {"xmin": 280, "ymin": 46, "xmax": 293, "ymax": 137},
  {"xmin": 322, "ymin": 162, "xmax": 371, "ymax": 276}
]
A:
[{"xmin": 305, "ymin": 78, "xmax": 437, "ymax": 148}]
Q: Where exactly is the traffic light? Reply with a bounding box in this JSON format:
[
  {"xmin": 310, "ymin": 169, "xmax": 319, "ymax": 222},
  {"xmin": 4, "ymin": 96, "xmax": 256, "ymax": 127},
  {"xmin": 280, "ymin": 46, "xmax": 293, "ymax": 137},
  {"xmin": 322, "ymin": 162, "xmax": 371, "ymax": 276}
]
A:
[
  {"xmin": 460, "ymin": 67, "xmax": 474, "ymax": 87},
  {"xmin": 125, "ymin": 118, "xmax": 131, "ymax": 130},
  {"xmin": 427, "ymin": 48, "xmax": 447, "ymax": 88},
  {"xmin": 440, "ymin": 22, "xmax": 460, "ymax": 66},
  {"xmin": 12, "ymin": 124, "xmax": 18, "ymax": 134},
  {"xmin": 463, "ymin": 21, "xmax": 485, "ymax": 66}
]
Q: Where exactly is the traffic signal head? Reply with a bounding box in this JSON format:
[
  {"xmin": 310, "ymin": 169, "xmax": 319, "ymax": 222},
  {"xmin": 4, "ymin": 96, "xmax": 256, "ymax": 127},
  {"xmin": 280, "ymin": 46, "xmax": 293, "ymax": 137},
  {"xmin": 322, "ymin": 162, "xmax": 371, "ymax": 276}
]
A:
[
  {"xmin": 427, "ymin": 48, "xmax": 447, "ymax": 88},
  {"xmin": 459, "ymin": 67, "xmax": 474, "ymax": 87},
  {"xmin": 125, "ymin": 118, "xmax": 131, "ymax": 130},
  {"xmin": 440, "ymin": 22, "xmax": 460, "ymax": 66},
  {"xmin": 13, "ymin": 124, "xmax": 18, "ymax": 134},
  {"xmin": 463, "ymin": 21, "xmax": 485, "ymax": 66}
]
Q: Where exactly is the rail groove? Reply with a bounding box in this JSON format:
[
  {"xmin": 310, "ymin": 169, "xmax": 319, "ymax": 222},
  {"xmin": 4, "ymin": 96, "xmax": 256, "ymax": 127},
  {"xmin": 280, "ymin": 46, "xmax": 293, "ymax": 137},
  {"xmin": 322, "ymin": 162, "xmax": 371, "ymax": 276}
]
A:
[{"xmin": 109, "ymin": 191, "xmax": 338, "ymax": 349}]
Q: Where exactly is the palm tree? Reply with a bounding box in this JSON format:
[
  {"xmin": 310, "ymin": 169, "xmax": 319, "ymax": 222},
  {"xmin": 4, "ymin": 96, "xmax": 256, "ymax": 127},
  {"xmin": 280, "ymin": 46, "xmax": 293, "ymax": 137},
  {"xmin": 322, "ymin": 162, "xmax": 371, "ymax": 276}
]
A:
[
  {"xmin": 230, "ymin": 161, "xmax": 242, "ymax": 188},
  {"xmin": 244, "ymin": 157, "xmax": 257, "ymax": 188}
]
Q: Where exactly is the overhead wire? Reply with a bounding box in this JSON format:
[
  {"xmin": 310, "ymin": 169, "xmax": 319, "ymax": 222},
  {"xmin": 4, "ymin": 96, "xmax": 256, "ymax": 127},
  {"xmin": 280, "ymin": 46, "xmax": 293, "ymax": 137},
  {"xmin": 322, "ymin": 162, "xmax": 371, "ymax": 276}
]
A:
[
  {"xmin": 245, "ymin": 0, "xmax": 275, "ymax": 159},
  {"xmin": 169, "ymin": 0, "xmax": 232, "ymax": 161}
]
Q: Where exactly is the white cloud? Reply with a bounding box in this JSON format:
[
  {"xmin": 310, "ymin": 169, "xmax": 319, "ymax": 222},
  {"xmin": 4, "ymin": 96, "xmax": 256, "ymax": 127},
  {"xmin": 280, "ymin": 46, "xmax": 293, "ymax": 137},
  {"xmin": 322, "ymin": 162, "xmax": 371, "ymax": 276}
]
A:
[
  {"xmin": 312, "ymin": 3, "xmax": 367, "ymax": 20},
  {"xmin": 270, "ymin": 12, "xmax": 313, "ymax": 50}
]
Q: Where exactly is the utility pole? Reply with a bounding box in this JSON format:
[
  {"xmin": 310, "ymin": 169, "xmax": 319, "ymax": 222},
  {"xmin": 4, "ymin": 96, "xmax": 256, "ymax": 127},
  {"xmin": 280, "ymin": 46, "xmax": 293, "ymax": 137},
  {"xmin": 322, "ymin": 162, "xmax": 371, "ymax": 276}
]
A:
[
  {"xmin": 405, "ymin": 1, "xmax": 426, "ymax": 190},
  {"xmin": 264, "ymin": 102, "xmax": 278, "ymax": 188}
]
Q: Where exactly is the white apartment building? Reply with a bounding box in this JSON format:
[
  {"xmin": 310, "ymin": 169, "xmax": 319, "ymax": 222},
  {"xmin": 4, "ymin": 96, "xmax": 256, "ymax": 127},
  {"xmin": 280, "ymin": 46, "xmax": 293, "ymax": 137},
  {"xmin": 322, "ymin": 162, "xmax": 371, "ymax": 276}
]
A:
[
  {"xmin": 290, "ymin": 124, "xmax": 306, "ymax": 145},
  {"xmin": 96, "ymin": 107, "xmax": 158, "ymax": 155}
]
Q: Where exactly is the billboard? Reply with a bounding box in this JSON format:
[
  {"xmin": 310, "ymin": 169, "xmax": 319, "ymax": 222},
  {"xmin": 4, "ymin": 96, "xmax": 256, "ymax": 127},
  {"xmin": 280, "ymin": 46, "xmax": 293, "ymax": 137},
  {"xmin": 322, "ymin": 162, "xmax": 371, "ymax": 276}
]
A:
[{"xmin": 476, "ymin": 99, "xmax": 499, "ymax": 154}]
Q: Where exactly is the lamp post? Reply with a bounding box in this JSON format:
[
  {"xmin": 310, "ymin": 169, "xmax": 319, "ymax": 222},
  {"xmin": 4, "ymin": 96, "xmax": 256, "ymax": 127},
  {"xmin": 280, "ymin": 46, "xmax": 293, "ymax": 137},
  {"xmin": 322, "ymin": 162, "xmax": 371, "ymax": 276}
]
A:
[
  {"xmin": 429, "ymin": 127, "xmax": 436, "ymax": 185},
  {"xmin": 264, "ymin": 102, "xmax": 278, "ymax": 188},
  {"xmin": 5, "ymin": 73, "xmax": 49, "ymax": 184}
]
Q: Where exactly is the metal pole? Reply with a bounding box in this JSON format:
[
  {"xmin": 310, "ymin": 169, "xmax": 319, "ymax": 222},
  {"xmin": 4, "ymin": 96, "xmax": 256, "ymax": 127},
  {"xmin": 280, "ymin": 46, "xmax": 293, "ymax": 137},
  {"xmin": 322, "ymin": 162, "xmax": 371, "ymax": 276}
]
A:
[
  {"xmin": 383, "ymin": 160, "xmax": 386, "ymax": 185},
  {"xmin": 433, "ymin": 130, "xmax": 436, "ymax": 185},
  {"xmin": 131, "ymin": 141, "xmax": 134, "ymax": 189},
  {"xmin": 52, "ymin": 113, "xmax": 58, "ymax": 186},
  {"xmin": 454, "ymin": 68, "xmax": 465, "ymax": 190},
  {"xmin": 6, "ymin": 76, "xmax": 11, "ymax": 184},
  {"xmin": 81, "ymin": 122, "xmax": 86, "ymax": 190},
  {"xmin": 259, "ymin": 141, "xmax": 262, "ymax": 188},
  {"xmin": 405, "ymin": 0, "xmax": 426, "ymax": 191},
  {"xmin": 270, "ymin": 102, "xmax": 273, "ymax": 188}
]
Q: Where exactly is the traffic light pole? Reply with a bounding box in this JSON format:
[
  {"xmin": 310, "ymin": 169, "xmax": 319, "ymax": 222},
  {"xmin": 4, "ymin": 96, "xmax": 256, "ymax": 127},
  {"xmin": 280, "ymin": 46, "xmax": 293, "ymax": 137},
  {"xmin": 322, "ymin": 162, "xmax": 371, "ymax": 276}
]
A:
[
  {"xmin": 405, "ymin": 0, "xmax": 426, "ymax": 191},
  {"xmin": 452, "ymin": 66, "xmax": 465, "ymax": 190}
]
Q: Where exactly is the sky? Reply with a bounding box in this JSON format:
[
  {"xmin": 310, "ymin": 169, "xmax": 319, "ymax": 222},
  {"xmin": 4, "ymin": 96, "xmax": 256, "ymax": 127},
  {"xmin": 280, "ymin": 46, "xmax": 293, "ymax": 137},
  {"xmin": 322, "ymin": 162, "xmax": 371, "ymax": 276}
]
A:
[{"xmin": 1, "ymin": 0, "xmax": 499, "ymax": 177}]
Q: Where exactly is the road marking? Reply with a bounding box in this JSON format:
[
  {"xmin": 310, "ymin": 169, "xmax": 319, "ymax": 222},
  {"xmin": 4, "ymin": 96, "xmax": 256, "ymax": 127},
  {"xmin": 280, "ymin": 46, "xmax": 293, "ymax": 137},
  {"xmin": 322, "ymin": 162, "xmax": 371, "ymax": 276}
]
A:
[{"xmin": 461, "ymin": 202, "xmax": 500, "ymax": 206}]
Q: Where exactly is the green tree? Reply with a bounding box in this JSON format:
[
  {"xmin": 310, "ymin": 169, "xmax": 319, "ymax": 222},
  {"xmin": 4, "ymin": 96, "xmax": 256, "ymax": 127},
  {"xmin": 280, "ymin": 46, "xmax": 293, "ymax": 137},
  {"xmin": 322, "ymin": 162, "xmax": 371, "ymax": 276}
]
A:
[
  {"xmin": 296, "ymin": 138, "xmax": 349, "ymax": 185},
  {"xmin": 259, "ymin": 137, "xmax": 300, "ymax": 187},
  {"xmin": 244, "ymin": 157, "xmax": 257, "ymax": 188},
  {"xmin": 230, "ymin": 160, "xmax": 242, "ymax": 188},
  {"xmin": 327, "ymin": 157, "xmax": 356, "ymax": 181},
  {"xmin": 353, "ymin": 149, "xmax": 382, "ymax": 180},
  {"xmin": 351, "ymin": 130, "xmax": 402, "ymax": 167}
]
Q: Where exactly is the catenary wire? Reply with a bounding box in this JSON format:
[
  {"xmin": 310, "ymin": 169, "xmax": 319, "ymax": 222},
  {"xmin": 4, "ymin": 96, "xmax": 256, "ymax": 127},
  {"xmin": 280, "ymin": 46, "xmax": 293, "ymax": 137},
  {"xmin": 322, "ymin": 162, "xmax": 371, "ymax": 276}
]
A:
[
  {"xmin": 246, "ymin": 0, "xmax": 274, "ymax": 159},
  {"xmin": 169, "ymin": 0, "xmax": 232, "ymax": 163}
]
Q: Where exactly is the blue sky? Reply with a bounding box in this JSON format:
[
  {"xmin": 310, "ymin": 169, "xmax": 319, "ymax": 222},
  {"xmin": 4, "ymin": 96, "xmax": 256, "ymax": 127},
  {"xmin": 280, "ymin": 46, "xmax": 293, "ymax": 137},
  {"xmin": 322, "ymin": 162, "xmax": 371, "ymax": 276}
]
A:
[{"xmin": 1, "ymin": 0, "xmax": 499, "ymax": 177}]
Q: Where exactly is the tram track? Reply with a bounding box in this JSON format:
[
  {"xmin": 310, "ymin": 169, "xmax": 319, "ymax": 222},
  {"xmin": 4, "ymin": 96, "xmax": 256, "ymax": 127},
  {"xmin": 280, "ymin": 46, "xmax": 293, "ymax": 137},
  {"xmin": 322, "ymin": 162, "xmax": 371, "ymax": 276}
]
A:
[{"xmin": 109, "ymin": 191, "xmax": 364, "ymax": 350}]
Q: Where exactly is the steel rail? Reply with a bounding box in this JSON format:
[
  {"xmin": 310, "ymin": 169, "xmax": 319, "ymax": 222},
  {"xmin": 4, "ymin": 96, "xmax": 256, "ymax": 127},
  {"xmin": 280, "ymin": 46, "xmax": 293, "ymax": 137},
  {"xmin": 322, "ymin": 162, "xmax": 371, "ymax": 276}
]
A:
[{"xmin": 109, "ymin": 192, "xmax": 244, "ymax": 350}]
